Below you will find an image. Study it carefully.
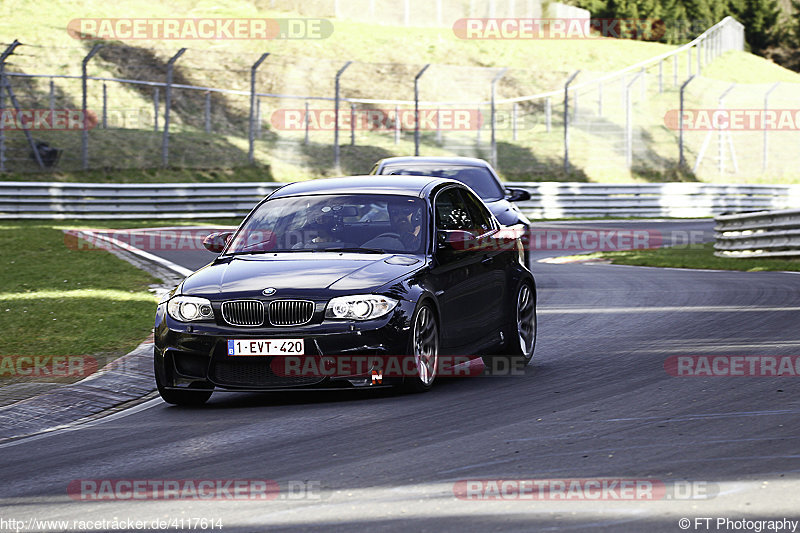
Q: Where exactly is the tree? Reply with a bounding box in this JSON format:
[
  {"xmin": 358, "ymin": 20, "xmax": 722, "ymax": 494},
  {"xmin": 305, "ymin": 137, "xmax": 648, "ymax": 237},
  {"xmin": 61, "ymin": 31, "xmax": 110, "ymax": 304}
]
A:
[{"xmin": 729, "ymin": 0, "xmax": 782, "ymax": 53}]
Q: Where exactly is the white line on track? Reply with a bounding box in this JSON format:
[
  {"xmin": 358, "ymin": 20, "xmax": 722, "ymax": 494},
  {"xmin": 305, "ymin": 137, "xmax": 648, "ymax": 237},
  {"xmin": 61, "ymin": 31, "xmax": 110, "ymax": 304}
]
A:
[
  {"xmin": 74, "ymin": 229, "xmax": 193, "ymax": 276},
  {"xmin": 538, "ymin": 305, "xmax": 800, "ymax": 314}
]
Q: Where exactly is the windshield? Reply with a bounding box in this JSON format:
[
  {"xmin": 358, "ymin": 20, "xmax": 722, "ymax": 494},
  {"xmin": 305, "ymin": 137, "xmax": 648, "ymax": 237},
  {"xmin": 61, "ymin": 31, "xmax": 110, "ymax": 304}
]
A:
[
  {"xmin": 228, "ymin": 194, "xmax": 427, "ymax": 255},
  {"xmin": 381, "ymin": 164, "xmax": 504, "ymax": 201}
]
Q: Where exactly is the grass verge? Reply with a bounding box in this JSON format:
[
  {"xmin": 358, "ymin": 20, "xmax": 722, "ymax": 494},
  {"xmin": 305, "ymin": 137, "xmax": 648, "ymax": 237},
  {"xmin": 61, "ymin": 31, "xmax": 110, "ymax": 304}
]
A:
[
  {"xmin": 0, "ymin": 221, "xmax": 160, "ymax": 364},
  {"xmin": 0, "ymin": 219, "xmax": 239, "ymax": 361},
  {"xmin": 566, "ymin": 242, "xmax": 800, "ymax": 272}
]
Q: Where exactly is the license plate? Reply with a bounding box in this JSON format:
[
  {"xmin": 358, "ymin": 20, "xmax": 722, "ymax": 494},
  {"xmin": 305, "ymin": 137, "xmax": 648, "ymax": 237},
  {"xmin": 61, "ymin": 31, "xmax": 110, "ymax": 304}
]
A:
[{"xmin": 227, "ymin": 339, "xmax": 305, "ymax": 356}]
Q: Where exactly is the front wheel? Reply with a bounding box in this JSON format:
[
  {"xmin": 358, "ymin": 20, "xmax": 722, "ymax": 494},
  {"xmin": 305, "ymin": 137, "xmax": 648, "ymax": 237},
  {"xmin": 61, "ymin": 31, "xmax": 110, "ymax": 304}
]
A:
[
  {"xmin": 154, "ymin": 354, "xmax": 213, "ymax": 406},
  {"xmin": 402, "ymin": 302, "xmax": 439, "ymax": 393}
]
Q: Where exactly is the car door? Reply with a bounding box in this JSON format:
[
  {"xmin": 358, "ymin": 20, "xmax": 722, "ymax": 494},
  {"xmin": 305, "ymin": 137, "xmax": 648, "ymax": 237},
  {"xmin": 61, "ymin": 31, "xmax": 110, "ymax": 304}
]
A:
[
  {"xmin": 430, "ymin": 186, "xmax": 497, "ymax": 351},
  {"xmin": 458, "ymin": 187, "xmax": 507, "ymax": 333}
]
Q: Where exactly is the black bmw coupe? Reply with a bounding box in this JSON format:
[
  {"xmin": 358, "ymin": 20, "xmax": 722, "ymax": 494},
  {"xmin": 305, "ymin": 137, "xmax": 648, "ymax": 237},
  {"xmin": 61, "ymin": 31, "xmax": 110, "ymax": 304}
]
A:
[{"xmin": 154, "ymin": 175, "xmax": 536, "ymax": 405}]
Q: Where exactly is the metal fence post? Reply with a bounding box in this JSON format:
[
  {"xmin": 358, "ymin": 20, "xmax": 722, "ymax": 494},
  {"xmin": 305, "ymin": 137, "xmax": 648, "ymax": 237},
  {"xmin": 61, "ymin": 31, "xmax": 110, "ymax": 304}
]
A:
[
  {"xmin": 334, "ymin": 61, "xmax": 352, "ymax": 171},
  {"xmin": 350, "ymin": 103, "xmax": 355, "ymax": 146},
  {"xmin": 162, "ymin": 48, "xmax": 186, "ymax": 168},
  {"xmin": 248, "ymin": 53, "xmax": 269, "ymax": 165},
  {"xmin": 658, "ymin": 60, "xmax": 663, "ymax": 93},
  {"xmin": 153, "ymin": 87, "xmax": 159, "ymax": 132},
  {"xmin": 204, "ymin": 91, "xmax": 211, "ymax": 133},
  {"xmin": 679, "ymin": 75, "xmax": 696, "ymax": 168},
  {"xmin": 625, "ymin": 71, "xmax": 643, "ymax": 168},
  {"xmin": 0, "ymin": 40, "xmax": 22, "ymax": 173},
  {"xmin": 255, "ymin": 97, "xmax": 262, "ymax": 139},
  {"xmin": 49, "ymin": 78, "xmax": 55, "ymax": 115},
  {"xmin": 697, "ymin": 42, "xmax": 702, "ymax": 75},
  {"xmin": 0, "ymin": 39, "xmax": 21, "ymax": 172},
  {"xmin": 673, "ymin": 54, "xmax": 678, "ymax": 88},
  {"xmin": 563, "ymin": 70, "xmax": 580, "ymax": 174},
  {"xmin": 686, "ymin": 48, "xmax": 692, "ymax": 78},
  {"xmin": 762, "ymin": 82, "xmax": 780, "ymax": 172},
  {"xmin": 81, "ymin": 43, "xmax": 102, "ymax": 171},
  {"xmin": 102, "ymin": 82, "xmax": 107, "ymax": 129},
  {"xmin": 490, "ymin": 67, "xmax": 507, "ymax": 168},
  {"xmin": 0, "ymin": 70, "xmax": 4, "ymax": 172},
  {"xmin": 414, "ymin": 64, "xmax": 430, "ymax": 156}
]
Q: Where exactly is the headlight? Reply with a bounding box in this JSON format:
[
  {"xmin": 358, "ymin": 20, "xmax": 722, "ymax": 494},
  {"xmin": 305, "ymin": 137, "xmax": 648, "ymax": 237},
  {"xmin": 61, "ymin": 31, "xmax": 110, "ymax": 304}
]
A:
[
  {"xmin": 325, "ymin": 295, "xmax": 398, "ymax": 321},
  {"xmin": 167, "ymin": 296, "xmax": 214, "ymax": 322}
]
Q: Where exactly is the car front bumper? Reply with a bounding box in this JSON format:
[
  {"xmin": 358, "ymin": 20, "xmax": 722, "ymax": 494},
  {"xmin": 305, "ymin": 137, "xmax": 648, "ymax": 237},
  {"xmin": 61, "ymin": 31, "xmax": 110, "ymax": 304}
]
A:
[{"xmin": 154, "ymin": 299, "xmax": 416, "ymax": 391}]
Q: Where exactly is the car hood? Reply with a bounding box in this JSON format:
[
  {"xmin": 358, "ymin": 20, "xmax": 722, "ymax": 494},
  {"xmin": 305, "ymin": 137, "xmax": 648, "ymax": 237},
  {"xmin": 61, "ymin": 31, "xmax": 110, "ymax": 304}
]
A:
[{"xmin": 180, "ymin": 252, "xmax": 424, "ymax": 300}]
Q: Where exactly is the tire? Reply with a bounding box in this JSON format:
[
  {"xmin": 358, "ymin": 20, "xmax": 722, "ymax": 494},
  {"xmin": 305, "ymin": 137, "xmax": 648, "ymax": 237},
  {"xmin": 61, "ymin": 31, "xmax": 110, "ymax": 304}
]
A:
[
  {"xmin": 154, "ymin": 353, "xmax": 213, "ymax": 406},
  {"xmin": 484, "ymin": 280, "xmax": 537, "ymax": 370},
  {"xmin": 402, "ymin": 302, "xmax": 440, "ymax": 393}
]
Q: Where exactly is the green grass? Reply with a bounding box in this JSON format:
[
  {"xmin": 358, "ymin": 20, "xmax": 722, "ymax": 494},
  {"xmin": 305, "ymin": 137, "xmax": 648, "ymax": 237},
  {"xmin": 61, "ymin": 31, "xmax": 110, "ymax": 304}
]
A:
[
  {"xmin": 0, "ymin": 221, "xmax": 163, "ymax": 361},
  {"xmin": 569, "ymin": 242, "xmax": 800, "ymax": 272},
  {"xmin": 0, "ymin": 217, "xmax": 237, "ymax": 387},
  {"xmin": 3, "ymin": 1, "xmax": 800, "ymax": 183},
  {"xmin": 0, "ymin": 219, "xmax": 243, "ymax": 362}
]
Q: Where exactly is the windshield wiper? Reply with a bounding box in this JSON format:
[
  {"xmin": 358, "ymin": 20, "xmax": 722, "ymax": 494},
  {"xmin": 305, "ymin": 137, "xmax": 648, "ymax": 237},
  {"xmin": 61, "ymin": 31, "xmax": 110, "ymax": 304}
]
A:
[
  {"xmin": 227, "ymin": 250, "xmax": 303, "ymax": 256},
  {"xmin": 317, "ymin": 247, "xmax": 386, "ymax": 254}
]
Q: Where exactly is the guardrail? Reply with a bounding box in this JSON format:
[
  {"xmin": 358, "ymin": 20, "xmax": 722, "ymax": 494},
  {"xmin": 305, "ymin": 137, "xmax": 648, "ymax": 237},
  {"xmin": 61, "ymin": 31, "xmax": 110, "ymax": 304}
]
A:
[
  {"xmin": 714, "ymin": 209, "xmax": 800, "ymax": 258},
  {"xmin": 1, "ymin": 181, "xmax": 797, "ymax": 220}
]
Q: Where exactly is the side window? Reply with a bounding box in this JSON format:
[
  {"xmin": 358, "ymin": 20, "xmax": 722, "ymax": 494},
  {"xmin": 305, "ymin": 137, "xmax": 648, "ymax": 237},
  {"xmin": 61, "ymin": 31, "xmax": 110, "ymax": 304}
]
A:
[
  {"xmin": 435, "ymin": 187, "xmax": 474, "ymax": 231},
  {"xmin": 369, "ymin": 163, "xmax": 380, "ymax": 175},
  {"xmin": 459, "ymin": 189, "xmax": 494, "ymax": 234}
]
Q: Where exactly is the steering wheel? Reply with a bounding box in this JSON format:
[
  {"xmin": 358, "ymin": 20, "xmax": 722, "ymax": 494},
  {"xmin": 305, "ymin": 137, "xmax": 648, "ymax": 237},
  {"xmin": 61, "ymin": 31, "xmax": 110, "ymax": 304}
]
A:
[{"xmin": 372, "ymin": 232, "xmax": 403, "ymax": 240}]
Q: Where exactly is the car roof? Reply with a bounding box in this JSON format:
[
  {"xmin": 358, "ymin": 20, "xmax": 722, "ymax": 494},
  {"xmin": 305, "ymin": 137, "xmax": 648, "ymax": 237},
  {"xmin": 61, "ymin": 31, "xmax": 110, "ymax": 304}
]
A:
[
  {"xmin": 269, "ymin": 175, "xmax": 462, "ymax": 199},
  {"xmin": 377, "ymin": 156, "xmax": 491, "ymax": 168}
]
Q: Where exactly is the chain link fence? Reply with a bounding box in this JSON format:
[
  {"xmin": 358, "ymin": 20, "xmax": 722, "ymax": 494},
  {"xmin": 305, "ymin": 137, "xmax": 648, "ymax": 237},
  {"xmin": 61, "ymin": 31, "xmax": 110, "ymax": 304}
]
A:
[{"xmin": 3, "ymin": 17, "xmax": 786, "ymax": 183}]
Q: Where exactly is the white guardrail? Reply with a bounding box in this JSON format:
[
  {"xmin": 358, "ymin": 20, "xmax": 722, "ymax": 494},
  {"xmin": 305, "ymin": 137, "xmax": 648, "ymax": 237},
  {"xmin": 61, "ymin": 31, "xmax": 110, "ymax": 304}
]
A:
[
  {"xmin": 0, "ymin": 181, "xmax": 798, "ymax": 220},
  {"xmin": 715, "ymin": 209, "xmax": 800, "ymax": 258}
]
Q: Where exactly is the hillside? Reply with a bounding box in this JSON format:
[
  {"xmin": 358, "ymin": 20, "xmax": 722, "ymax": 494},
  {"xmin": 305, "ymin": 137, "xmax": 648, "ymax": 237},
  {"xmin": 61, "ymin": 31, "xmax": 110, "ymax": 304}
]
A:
[{"xmin": 2, "ymin": 0, "xmax": 800, "ymax": 183}]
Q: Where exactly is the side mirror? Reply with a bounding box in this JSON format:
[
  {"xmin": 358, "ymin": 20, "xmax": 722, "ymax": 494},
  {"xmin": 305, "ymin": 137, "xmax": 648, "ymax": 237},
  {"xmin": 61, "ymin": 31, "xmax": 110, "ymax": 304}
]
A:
[
  {"xmin": 202, "ymin": 231, "xmax": 233, "ymax": 253},
  {"xmin": 506, "ymin": 188, "xmax": 531, "ymax": 202},
  {"xmin": 437, "ymin": 229, "xmax": 480, "ymax": 252}
]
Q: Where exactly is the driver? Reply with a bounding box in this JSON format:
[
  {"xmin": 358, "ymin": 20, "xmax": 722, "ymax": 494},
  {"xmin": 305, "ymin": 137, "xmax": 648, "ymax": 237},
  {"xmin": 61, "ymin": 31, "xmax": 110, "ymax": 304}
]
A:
[{"xmin": 387, "ymin": 202, "xmax": 422, "ymax": 251}]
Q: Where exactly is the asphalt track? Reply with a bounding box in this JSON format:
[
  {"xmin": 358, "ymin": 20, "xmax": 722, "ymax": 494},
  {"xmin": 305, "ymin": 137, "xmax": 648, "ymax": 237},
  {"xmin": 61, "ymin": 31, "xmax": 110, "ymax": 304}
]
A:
[{"xmin": 3, "ymin": 220, "xmax": 800, "ymax": 532}]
